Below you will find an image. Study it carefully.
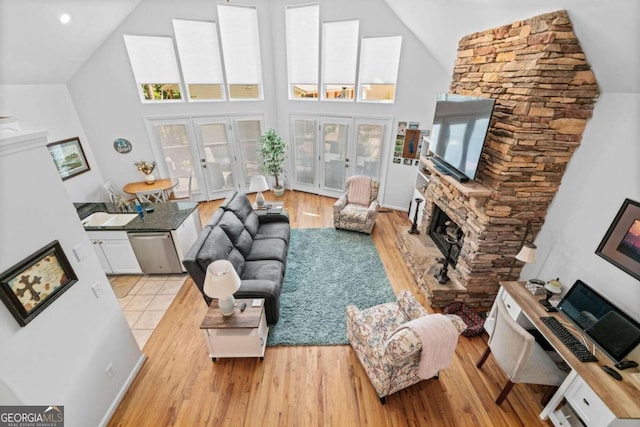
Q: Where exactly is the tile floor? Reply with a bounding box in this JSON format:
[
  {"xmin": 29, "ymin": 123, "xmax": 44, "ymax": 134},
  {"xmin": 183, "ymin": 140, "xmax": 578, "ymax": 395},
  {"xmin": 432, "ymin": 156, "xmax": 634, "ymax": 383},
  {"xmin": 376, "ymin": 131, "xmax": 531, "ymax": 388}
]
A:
[{"xmin": 115, "ymin": 274, "xmax": 187, "ymax": 350}]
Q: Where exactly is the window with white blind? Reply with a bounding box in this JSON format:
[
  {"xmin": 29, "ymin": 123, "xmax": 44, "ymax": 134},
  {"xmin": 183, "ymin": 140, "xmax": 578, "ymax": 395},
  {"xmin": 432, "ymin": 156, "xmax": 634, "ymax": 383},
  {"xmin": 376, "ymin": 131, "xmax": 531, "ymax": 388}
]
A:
[
  {"xmin": 123, "ymin": 35, "xmax": 183, "ymax": 102},
  {"xmin": 321, "ymin": 19, "xmax": 359, "ymax": 101},
  {"xmin": 217, "ymin": 4, "xmax": 263, "ymax": 100},
  {"xmin": 172, "ymin": 19, "xmax": 225, "ymax": 101},
  {"xmin": 358, "ymin": 35, "xmax": 402, "ymax": 103},
  {"xmin": 285, "ymin": 4, "xmax": 319, "ymax": 100}
]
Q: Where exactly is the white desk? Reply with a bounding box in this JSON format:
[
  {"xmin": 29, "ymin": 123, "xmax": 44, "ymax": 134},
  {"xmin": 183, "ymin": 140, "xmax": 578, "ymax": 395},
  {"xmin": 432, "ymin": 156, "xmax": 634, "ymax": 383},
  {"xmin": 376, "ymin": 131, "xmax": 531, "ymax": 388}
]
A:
[{"xmin": 488, "ymin": 282, "xmax": 640, "ymax": 426}]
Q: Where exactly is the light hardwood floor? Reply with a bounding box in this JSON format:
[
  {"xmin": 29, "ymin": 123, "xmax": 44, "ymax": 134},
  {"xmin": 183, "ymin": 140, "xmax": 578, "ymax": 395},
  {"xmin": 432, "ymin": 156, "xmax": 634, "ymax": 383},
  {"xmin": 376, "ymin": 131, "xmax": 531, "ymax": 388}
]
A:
[{"xmin": 108, "ymin": 190, "xmax": 552, "ymax": 427}]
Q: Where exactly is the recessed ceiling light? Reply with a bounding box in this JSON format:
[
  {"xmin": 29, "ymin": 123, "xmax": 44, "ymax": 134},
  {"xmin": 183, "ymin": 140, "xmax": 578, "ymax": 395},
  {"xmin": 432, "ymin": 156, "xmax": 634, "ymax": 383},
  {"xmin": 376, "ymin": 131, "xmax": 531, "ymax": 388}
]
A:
[{"xmin": 59, "ymin": 13, "xmax": 71, "ymax": 24}]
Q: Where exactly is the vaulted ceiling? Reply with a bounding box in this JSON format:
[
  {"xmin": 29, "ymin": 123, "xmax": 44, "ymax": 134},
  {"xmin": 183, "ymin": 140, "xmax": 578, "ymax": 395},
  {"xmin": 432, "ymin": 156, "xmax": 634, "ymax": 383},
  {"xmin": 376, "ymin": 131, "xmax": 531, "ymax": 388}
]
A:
[{"xmin": 0, "ymin": 0, "xmax": 638, "ymax": 93}]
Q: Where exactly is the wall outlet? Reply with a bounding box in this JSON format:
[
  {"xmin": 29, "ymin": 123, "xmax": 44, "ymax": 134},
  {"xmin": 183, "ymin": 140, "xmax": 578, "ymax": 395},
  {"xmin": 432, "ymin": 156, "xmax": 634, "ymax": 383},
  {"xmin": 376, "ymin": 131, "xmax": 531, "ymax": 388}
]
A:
[
  {"xmin": 91, "ymin": 282, "xmax": 103, "ymax": 299},
  {"xmin": 105, "ymin": 363, "xmax": 115, "ymax": 381},
  {"xmin": 72, "ymin": 244, "xmax": 86, "ymax": 262}
]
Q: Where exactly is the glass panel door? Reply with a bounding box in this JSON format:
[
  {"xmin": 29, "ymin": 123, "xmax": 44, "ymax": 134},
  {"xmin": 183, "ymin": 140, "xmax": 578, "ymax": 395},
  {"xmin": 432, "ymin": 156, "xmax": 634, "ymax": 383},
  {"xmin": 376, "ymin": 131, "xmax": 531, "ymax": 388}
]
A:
[
  {"xmin": 291, "ymin": 115, "xmax": 318, "ymax": 191},
  {"xmin": 146, "ymin": 118, "xmax": 203, "ymax": 201},
  {"xmin": 353, "ymin": 118, "xmax": 388, "ymax": 181},
  {"xmin": 192, "ymin": 117, "xmax": 237, "ymax": 199},
  {"xmin": 320, "ymin": 116, "xmax": 350, "ymax": 195},
  {"xmin": 232, "ymin": 117, "xmax": 263, "ymax": 189}
]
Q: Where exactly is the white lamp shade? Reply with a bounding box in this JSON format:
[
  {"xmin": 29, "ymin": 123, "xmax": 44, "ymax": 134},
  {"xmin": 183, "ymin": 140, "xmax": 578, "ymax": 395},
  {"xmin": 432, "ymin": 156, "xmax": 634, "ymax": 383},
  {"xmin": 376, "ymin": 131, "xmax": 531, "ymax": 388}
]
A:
[
  {"xmin": 203, "ymin": 260, "xmax": 241, "ymax": 299},
  {"xmin": 249, "ymin": 175, "xmax": 269, "ymax": 193},
  {"xmin": 515, "ymin": 242, "xmax": 537, "ymax": 264}
]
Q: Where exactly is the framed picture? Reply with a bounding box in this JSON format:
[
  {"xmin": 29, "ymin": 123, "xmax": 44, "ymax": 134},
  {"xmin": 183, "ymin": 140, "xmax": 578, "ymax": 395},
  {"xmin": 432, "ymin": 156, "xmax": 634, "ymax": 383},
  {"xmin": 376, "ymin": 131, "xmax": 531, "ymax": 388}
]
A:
[
  {"xmin": 403, "ymin": 129, "xmax": 421, "ymax": 159},
  {"xmin": 47, "ymin": 137, "xmax": 90, "ymax": 180},
  {"xmin": 595, "ymin": 198, "xmax": 640, "ymax": 281},
  {"xmin": 0, "ymin": 241, "xmax": 78, "ymax": 326}
]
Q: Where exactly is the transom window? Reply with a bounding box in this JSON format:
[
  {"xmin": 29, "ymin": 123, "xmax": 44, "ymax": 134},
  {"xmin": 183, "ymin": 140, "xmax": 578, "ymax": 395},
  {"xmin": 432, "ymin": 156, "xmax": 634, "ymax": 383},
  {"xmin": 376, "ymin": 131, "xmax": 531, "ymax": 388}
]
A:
[
  {"xmin": 124, "ymin": 5, "xmax": 263, "ymax": 103},
  {"xmin": 123, "ymin": 35, "xmax": 183, "ymax": 102},
  {"xmin": 285, "ymin": 4, "xmax": 402, "ymax": 103}
]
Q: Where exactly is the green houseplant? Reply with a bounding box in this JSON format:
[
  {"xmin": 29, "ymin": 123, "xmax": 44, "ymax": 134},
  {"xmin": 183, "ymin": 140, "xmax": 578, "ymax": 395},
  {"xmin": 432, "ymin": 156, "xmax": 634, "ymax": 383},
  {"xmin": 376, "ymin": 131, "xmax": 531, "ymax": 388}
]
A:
[{"xmin": 257, "ymin": 128, "xmax": 288, "ymax": 197}]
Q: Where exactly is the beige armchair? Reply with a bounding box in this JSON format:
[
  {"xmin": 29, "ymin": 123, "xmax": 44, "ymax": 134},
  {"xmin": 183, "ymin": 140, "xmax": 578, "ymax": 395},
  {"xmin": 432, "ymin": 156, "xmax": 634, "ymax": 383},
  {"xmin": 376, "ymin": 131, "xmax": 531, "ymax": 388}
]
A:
[
  {"xmin": 476, "ymin": 298, "xmax": 568, "ymax": 405},
  {"xmin": 346, "ymin": 291, "xmax": 466, "ymax": 404},
  {"xmin": 333, "ymin": 175, "xmax": 379, "ymax": 234}
]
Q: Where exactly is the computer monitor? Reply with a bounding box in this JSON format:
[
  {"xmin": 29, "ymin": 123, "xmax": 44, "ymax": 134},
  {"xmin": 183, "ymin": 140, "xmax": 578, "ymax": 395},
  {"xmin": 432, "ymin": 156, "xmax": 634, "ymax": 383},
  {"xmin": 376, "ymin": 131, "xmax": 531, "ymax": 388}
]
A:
[{"xmin": 557, "ymin": 280, "xmax": 640, "ymax": 363}]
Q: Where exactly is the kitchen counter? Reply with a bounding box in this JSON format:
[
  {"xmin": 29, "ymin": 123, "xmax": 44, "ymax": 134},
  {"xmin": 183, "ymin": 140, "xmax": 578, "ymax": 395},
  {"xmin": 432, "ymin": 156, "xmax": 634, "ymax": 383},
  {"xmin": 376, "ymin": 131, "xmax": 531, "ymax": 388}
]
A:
[{"xmin": 75, "ymin": 201, "xmax": 199, "ymax": 231}]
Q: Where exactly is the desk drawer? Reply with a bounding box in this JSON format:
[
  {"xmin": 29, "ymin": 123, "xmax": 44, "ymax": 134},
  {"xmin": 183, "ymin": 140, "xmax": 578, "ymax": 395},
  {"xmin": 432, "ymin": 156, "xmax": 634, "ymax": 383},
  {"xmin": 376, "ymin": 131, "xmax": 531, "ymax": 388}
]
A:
[
  {"xmin": 565, "ymin": 375, "xmax": 615, "ymax": 427},
  {"xmin": 501, "ymin": 291, "xmax": 522, "ymax": 321}
]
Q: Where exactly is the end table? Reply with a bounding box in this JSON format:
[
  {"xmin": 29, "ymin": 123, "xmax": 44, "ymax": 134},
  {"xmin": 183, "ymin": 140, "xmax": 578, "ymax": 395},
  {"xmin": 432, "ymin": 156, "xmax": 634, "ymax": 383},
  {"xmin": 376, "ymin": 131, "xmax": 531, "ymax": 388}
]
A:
[{"xmin": 200, "ymin": 298, "xmax": 268, "ymax": 361}]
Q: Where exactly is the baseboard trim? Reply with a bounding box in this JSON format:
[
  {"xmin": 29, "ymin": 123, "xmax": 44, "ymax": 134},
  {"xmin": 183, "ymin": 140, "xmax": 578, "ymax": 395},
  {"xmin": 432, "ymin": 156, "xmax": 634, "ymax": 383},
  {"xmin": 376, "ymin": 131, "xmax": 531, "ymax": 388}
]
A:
[
  {"xmin": 98, "ymin": 353, "xmax": 148, "ymax": 427},
  {"xmin": 381, "ymin": 203, "xmax": 408, "ymax": 212}
]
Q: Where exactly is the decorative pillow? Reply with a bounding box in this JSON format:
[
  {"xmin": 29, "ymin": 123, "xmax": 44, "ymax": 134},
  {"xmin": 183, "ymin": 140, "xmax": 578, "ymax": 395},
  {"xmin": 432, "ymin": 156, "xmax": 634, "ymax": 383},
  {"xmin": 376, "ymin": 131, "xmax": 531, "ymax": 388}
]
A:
[
  {"xmin": 442, "ymin": 302, "xmax": 484, "ymax": 337},
  {"xmin": 348, "ymin": 176, "xmax": 372, "ymax": 206}
]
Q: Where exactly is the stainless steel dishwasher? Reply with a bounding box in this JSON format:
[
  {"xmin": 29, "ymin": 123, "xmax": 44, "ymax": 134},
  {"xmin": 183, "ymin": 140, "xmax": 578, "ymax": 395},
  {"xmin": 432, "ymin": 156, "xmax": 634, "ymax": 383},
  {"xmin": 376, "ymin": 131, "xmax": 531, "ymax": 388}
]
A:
[{"xmin": 128, "ymin": 232, "xmax": 183, "ymax": 274}]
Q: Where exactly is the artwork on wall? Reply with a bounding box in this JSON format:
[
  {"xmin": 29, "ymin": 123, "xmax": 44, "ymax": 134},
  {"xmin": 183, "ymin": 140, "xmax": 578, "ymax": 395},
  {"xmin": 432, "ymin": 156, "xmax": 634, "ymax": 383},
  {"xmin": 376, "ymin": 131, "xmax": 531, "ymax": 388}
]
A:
[
  {"xmin": 0, "ymin": 241, "xmax": 78, "ymax": 326},
  {"xmin": 596, "ymin": 198, "xmax": 640, "ymax": 281},
  {"xmin": 113, "ymin": 138, "xmax": 133, "ymax": 154},
  {"xmin": 403, "ymin": 129, "xmax": 421, "ymax": 159},
  {"xmin": 394, "ymin": 121, "xmax": 421, "ymax": 165},
  {"xmin": 47, "ymin": 137, "xmax": 90, "ymax": 180}
]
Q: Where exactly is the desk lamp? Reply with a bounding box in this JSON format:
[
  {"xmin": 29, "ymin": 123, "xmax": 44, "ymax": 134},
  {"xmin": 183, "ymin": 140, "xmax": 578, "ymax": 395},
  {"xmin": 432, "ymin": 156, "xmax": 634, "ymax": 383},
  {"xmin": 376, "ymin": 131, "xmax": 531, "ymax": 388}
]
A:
[
  {"xmin": 203, "ymin": 260, "xmax": 241, "ymax": 316},
  {"xmin": 249, "ymin": 175, "xmax": 270, "ymax": 209},
  {"xmin": 507, "ymin": 220, "xmax": 537, "ymax": 280},
  {"xmin": 540, "ymin": 278, "xmax": 562, "ymax": 310}
]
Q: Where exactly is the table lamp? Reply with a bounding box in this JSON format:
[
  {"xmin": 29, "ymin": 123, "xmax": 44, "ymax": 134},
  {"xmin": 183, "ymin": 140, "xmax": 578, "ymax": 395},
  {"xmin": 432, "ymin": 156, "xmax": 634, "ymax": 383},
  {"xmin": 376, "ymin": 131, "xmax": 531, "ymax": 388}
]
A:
[
  {"xmin": 203, "ymin": 260, "xmax": 241, "ymax": 316},
  {"xmin": 249, "ymin": 175, "xmax": 270, "ymax": 209},
  {"xmin": 507, "ymin": 220, "xmax": 538, "ymax": 280}
]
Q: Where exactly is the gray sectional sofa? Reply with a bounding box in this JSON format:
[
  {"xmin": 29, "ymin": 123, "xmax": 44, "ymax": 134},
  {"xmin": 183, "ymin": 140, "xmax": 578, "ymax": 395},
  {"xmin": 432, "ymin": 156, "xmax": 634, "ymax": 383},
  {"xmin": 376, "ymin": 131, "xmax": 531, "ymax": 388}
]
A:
[{"xmin": 182, "ymin": 191, "xmax": 290, "ymax": 324}]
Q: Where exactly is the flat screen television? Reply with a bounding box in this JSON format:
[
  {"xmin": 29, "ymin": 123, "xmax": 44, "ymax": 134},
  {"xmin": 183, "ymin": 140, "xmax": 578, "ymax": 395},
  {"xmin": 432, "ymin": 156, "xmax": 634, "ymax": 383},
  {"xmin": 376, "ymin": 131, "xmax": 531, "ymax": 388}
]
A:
[
  {"xmin": 557, "ymin": 279, "xmax": 640, "ymax": 363},
  {"xmin": 429, "ymin": 93, "xmax": 495, "ymax": 182}
]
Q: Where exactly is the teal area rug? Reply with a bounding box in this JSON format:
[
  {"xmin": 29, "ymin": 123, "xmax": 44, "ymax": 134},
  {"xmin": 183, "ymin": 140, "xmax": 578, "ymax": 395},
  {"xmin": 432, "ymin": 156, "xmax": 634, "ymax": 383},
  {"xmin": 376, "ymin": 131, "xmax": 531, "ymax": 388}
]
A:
[{"xmin": 267, "ymin": 228, "xmax": 396, "ymax": 346}]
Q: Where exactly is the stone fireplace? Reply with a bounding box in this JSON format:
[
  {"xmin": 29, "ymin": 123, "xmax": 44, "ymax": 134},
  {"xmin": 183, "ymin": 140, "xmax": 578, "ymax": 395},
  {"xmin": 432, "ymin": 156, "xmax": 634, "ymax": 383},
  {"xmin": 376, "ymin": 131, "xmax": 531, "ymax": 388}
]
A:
[{"xmin": 397, "ymin": 10, "xmax": 599, "ymax": 309}]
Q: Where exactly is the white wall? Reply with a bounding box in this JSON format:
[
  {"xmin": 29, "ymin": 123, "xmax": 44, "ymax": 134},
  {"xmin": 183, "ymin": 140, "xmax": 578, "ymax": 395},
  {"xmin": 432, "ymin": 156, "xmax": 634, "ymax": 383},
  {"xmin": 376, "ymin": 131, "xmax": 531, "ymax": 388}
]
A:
[
  {"xmin": 522, "ymin": 94, "xmax": 640, "ymax": 320},
  {"xmin": 0, "ymin": 129, "xmax": 144, "ymax": 426},
  {"xmin": 0, "ymin": 84, "xmax": 106, "ymax": 201}
]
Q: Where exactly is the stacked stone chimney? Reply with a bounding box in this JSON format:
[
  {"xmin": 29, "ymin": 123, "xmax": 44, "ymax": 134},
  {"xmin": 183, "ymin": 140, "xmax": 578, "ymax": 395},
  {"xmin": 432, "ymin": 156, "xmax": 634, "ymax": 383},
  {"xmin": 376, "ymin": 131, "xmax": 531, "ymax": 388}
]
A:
[{"xmin": 398, "ymin": 10, "xmax": 600, "ymax": 308}]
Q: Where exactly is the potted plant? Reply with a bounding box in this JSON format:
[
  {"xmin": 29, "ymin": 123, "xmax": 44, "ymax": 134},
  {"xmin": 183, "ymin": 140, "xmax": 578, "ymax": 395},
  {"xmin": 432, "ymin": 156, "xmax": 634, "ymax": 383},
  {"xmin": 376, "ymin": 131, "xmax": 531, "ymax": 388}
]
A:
[{"xmin": 257, "ymin": 128, "xmax": 288, "ymax": 197}]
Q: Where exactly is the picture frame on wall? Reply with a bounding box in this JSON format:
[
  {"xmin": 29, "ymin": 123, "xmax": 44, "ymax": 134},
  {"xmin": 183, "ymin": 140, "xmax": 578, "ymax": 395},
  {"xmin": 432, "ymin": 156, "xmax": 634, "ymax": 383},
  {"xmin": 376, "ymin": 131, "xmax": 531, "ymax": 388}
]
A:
[
  {"xmin": 0, "ymin": 241, "xmax": 78, "ymax": 326},
  {"xmin": 47, "ymin": 137, "xmax": 90, "ymax": 180},
  {"xmin": 595, "ymin": 198, "xmax": 640, "ymax": 281}
]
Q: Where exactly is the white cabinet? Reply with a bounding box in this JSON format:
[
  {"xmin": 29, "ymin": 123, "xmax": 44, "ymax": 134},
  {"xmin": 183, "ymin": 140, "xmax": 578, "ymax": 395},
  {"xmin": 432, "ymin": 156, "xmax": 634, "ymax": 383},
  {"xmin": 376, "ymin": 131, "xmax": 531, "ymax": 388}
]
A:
[
  {"xmin": 88, "ymin": 231, "xmax": 141, "ymax": 274},
  {"xmin": 170, "ymin": 210, "xmax": 202, "ymax": 267}
]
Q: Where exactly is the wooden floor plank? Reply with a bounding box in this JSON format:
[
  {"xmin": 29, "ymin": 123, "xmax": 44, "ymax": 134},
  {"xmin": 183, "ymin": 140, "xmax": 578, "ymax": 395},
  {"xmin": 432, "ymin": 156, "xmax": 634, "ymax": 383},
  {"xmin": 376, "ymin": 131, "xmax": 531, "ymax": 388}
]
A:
[{"xmin": 108, "ymin": 190, "xmax": 551, "ymax": 427}]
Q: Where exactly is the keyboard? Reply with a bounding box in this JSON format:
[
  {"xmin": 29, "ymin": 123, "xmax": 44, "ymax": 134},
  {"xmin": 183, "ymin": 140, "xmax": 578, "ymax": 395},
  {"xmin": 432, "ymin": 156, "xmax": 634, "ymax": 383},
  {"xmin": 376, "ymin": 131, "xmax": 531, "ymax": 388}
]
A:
[{"xmin": 540, "ymin": 316, "xmax": 598, "ymax": 362}]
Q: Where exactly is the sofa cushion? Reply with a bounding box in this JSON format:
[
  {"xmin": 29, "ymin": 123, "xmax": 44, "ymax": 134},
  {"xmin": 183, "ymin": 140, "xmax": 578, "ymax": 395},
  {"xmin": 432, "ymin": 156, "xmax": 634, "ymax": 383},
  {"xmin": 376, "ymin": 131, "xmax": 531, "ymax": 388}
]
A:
[
  {"xmin": 244, "ymin": 211, "xmax": 260, "ymax": 237},
  {"xmin": 206, "ymin": 209, "xmax": 224, "ymax": 227},
  {"xmin": 222, "ymin": 191, "xmax": 254, "ymax": 223},
  {"xmin": 195, "ymin": 226, "xmax": 245, "ymax": 276},
  {"xmin": 218, "ymin": 211, "xmax": 254, "ymax": 258},
  {"xmin": 246, "ymin": 238, "xmax": 287, "ymax": 263},
  {"xmin": 256, "ymin": 222, "xmax": 290, "ymax": 245},
  {"xmin": 242, "ymin": 260, "xmax": 284, "ymax": 284}
]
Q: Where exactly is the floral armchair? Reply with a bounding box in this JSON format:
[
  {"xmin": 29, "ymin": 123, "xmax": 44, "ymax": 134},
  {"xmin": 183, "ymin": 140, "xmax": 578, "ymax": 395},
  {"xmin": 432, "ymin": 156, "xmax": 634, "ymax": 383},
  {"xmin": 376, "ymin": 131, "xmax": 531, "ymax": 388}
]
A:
[
  {"xmin": 346, "ymin": 291, "xmax": 466, "ymax": 404},
  {"xmin": 333, "ymin": 176, "xmax": 380, "ymax": 234}
]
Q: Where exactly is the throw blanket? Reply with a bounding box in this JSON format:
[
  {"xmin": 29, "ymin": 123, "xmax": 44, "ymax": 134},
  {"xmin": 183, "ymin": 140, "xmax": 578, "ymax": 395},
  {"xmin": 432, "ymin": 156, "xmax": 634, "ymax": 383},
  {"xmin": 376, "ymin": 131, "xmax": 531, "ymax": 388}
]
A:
[
  {"xmin": 396, "ymin": 314, "xmax": 459, "ymax": 379},
  {"xmin": 348, "ymin": 176, "xmax": 372, "ymax": 206}
]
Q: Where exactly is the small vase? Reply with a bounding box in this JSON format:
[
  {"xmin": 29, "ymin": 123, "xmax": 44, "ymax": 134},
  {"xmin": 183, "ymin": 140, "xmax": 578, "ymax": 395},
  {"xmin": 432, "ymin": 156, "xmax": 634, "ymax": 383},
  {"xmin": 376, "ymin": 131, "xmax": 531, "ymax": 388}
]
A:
[{"xmin": 144, "ymin": 173, "xmax": 155, "ymax": 184}]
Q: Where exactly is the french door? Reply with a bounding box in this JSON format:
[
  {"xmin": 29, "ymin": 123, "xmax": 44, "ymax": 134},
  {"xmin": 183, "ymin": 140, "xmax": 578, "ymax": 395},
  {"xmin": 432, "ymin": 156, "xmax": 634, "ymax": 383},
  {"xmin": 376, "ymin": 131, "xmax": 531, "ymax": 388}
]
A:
[
  {"xmin": 291, "ymin": 115, "xmax": 390, "ymax": 198},
  {"xmin": 146, "ymin": 115, "xmax": 263, "ymax": 201}
]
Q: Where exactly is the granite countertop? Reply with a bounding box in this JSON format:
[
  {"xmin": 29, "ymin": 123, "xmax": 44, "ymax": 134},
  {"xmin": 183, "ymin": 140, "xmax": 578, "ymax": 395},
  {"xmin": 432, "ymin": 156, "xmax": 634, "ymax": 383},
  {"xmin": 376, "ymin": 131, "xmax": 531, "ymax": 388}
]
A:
[{"xmin": 75, "ymin": 201, "xmax": 198, "ymax": 232}]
